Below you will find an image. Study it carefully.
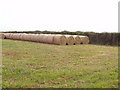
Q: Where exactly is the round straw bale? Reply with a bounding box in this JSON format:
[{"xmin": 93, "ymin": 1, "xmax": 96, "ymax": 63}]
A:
[
  {"xmin": 36, "ymin": 34, "xmax": 45, "ymax": 42},
  {"xmin": 2, "ymin": 33, "xmax": 9, "ymax": 39},
  {"xmin": 13, "ymin": 34, "xmax": 17, "ymax": 39},
  {"xmin": 14, "ymin": 33, "xmax": 21, "ymax": 40},
  {"xmin": 19, "ymin": 33, "xmax": 25, "ymax": 40},
  {"xmin": 30, "ymin": 34, "xmax": 38, "ymax": 42},
  {"xmin": 28, "ymin": 34, "xmax": 34, "ymax": 41},
  {"xmin": 12, "ymin": 33, "xmax": 18, "ymax": 39},
  {"xmin": 23, "ymin": 34, "xmax": 28, "ymax": 41},
  {"xmin": 53, "ymin": 35, "xmax": 67, "ymax": 45},
  {"xmin": 9, "ymin": 33, "xmax": 13, "ymax": 39},
  {"xmin": 8, "ymin": 33, "xmax": 13, "ymax": 39},
  {"xmin": 46, "ymin": 34, "xmax": 54, "ymax": 44},
  {"xmin": 24, "ymin": 34, "xmax": 32, "ymax": 41},
  {"xmin": 73, "ymin": 35, "xmax": 82, "ymax": 45},
  {"xmin": 3, "ymin": 33, "xmax": 10, "ymax": 39},
  {"xmin": 37, "ymin": 34, "xmax": 47, "ymax": 43},
  {"xmin": 17, "ymin": 33, "xmax": 23, "ymax": 40},
  {"xmin": 41, "ymin": 34, "xmax": 48, "ymax": 43},
  {"xmin": 27, "ymin": 34, "xmax": 33, "ymax": 41},
  {"xmin": 10, "ymin": 33, "xmax": 15, "ymax": 39},
  {"xmin": 33, "ymin": 34, "xmax": 40, "ymax": 42},
  {"xmin": 0, "ymin": 33, "xmax": 5, "ymax": 39},
  {"xmin": 35, "ymin": 34, "xmax": 41, "ymax": 42},
  {"xmin": 20, "ymin": 33, "xmax": 27, "ymax": 40},
  {"xmin": 8, "ymin": 33, "xmax": 12, "ymax": 39},
  {"xmin": 13, "ymin": 33, "xmax": 19, "ymax": 40},
  {"xmin": 25, "ymin": 34, "xmax": 32, "ymax": 41},
  {"xmin": 79, "ymin": 36, "xmax": 89, "ymax": 44},
  {"xmin": 22, "ymin": 34, "xmax": 26, "ymax": 40},
  {"xmin": 65, "ymin": 35, "xmax": 75, "ymax": 45}
]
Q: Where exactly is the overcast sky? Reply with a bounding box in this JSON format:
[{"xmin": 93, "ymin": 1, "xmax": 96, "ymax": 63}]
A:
[{"xmin": 0, "ymin": 0, "xmax": 119, "ymax": 32}]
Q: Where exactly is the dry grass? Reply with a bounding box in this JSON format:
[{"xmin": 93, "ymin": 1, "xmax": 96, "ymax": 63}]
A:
[{"xmin": 2, "ymin": 39, "xmax": 118, "ymax": 88}]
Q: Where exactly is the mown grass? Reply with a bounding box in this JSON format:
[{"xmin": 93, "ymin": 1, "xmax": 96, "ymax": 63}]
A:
[{"xmin": 2, "ymin": 39, "xmax": 118, "ymax": 88}]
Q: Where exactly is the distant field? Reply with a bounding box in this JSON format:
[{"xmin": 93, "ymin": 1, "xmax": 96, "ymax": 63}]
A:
[{"xmin": 2, "ymin": 39, "xmax": 118, "ymax": 88}]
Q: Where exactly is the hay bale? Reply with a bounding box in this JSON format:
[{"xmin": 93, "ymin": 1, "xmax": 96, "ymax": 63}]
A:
[
  {"xmin": 14, "ymin": 33, "xmax": 21, "ymax": 40},
  {"xmin": 36, "ymin": 34, "xmax": 47, "ymax": 43},
  {"xmin": 28, "ymin": 34, "xmax": 34, "ymax": 41},
  {"xmin": 27, "ymin": 34, "xmax": 33, "ymax": 41},
  {"xmin": 36, "ymin": 34, "xmax": 45, "ymax": 42},
  {"xmin": 3, "ymin": 33, "xmax": 10, "ymax": 39},
  {"xmin": 41, "ymin": 34, "xmax": 48, "ymax": 43},
  {"xmin": 10, "ymin": 33, "xmax": 15, "ymax": 39},
  {"xmin": 20, "ymin": 33, "xmax": 27, "ymax": 40},
  {"xmin": 73, "ymin": 35, "xmax": 82, "ymax": 45},
  {"xmin": 23, "ymin": 34, "xmax": 27, "ymax": 41},
  {"xmin": 13, "ymin": 33, "xmax": 19, "ymax": 40},
  {"xmin": 7, "ymin": 33, "xmax": 12, "ymax": 39},
  {"xmin": 22, "ymin": 34, "xmax": 33, "ymax": 41},
  {"xmin": 19, "ymin": 33, "xmax": 25, "ymax": 40},
  {"xmin": 3, "ymin": 33, "xmax": 22, "ymax": 40},
  {"xmin": 12, "ymin": 33, "xmax": 16, "ymax": 39},
  {"xmin": 37, "ymin": 34, "xmax": 55, "ymax": 44},
  {"xmin": 65, "ymin": 35, "xmax": 75, "ymax": 45},
  {"xmin": 46, "ymin": 34, "xmax": 54, "ymax": 44},
  {"xmin": 21, "ymin": 34, "xmax": 26, "ymax": 41},
  {"xmin": 25, "ymin": 34, "xmax": 32, "ymax": 41},
  {"xmin": 0, "ymin": 33, "xmax": 5, "ymax": 39},
  {"xmin": 17, "ymin": 33, "xmax": 23, "ymax": 40},
  {"xmin": 30, "ymin": 34, "xmax": 38, "ymax": 42},
  {"xmin": 29, "ymin": 34, "xmax": 33, "ymax": 41},
  {"xmin": 33, "ymin": 34, "xmax": 40, "ymax": 42},
  {"xmin": 53, "ymin": 34, "xmax": 67, "ymax": 45},
  {"xmin": 9, "ymin": 33, "xmax": 13, "ymax": 39},
  {"xmin": 36, "ymin": 34, "xmax": 42, "ymax": 42},
  {"xmin": 11, "ymin": 33, "xmax": 19, "ymax": 40},
  {"xmin": 5, "ymin": 33, "xmax": 14, "ymax": 39},
  {"xmin": 79, "ymin": 35, "xmax": 89, "ymax": 44}
]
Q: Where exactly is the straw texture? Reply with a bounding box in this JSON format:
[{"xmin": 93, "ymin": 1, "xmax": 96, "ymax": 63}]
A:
[
  {"xmin": 65, "ymin": 35, "xmax": 75, "ymax": 45},
  {"xmin": 79, "ymin": 36, "xmax": 89, "ymax": 44},
  {"xmin": 0, "ymin": 33, "xmax": 5, "ymax": 39},
  {"xmin": 3, "ymin": 33, "xmax": 90, "ymax": 45},
  {"xmin": 53, "ymin": 35, "xmax": 67, "ymax": 45},
  {"xmin": 73, "ymin": 35, "xmax": 81, "ymax": 45}
]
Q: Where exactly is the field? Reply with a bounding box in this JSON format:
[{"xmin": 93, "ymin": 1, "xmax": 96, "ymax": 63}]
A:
[{"xmin": 2, "ymin": 39, "xmax": 118, "ymax": 88}]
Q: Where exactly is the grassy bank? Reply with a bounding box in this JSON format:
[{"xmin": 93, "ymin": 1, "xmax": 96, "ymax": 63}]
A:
[{"xmin": 2, "ymin": 39, "xmax": 118, "ymax": 88}]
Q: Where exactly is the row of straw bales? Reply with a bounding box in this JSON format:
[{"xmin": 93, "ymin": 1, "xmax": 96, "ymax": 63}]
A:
[{"xmin": 3, "ymin": 33, "xmax": 89, "ymax": 45}]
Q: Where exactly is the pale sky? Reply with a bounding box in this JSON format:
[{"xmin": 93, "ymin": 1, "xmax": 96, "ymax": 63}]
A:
[{"xmin": 0, "ymin": 0, "xmax": 119, "ymax": 32}]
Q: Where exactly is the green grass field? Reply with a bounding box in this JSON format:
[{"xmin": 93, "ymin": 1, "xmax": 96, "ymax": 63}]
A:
[{"xmin": 2, "ymin": 39, "xmax": 118, "ymax": 88}]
